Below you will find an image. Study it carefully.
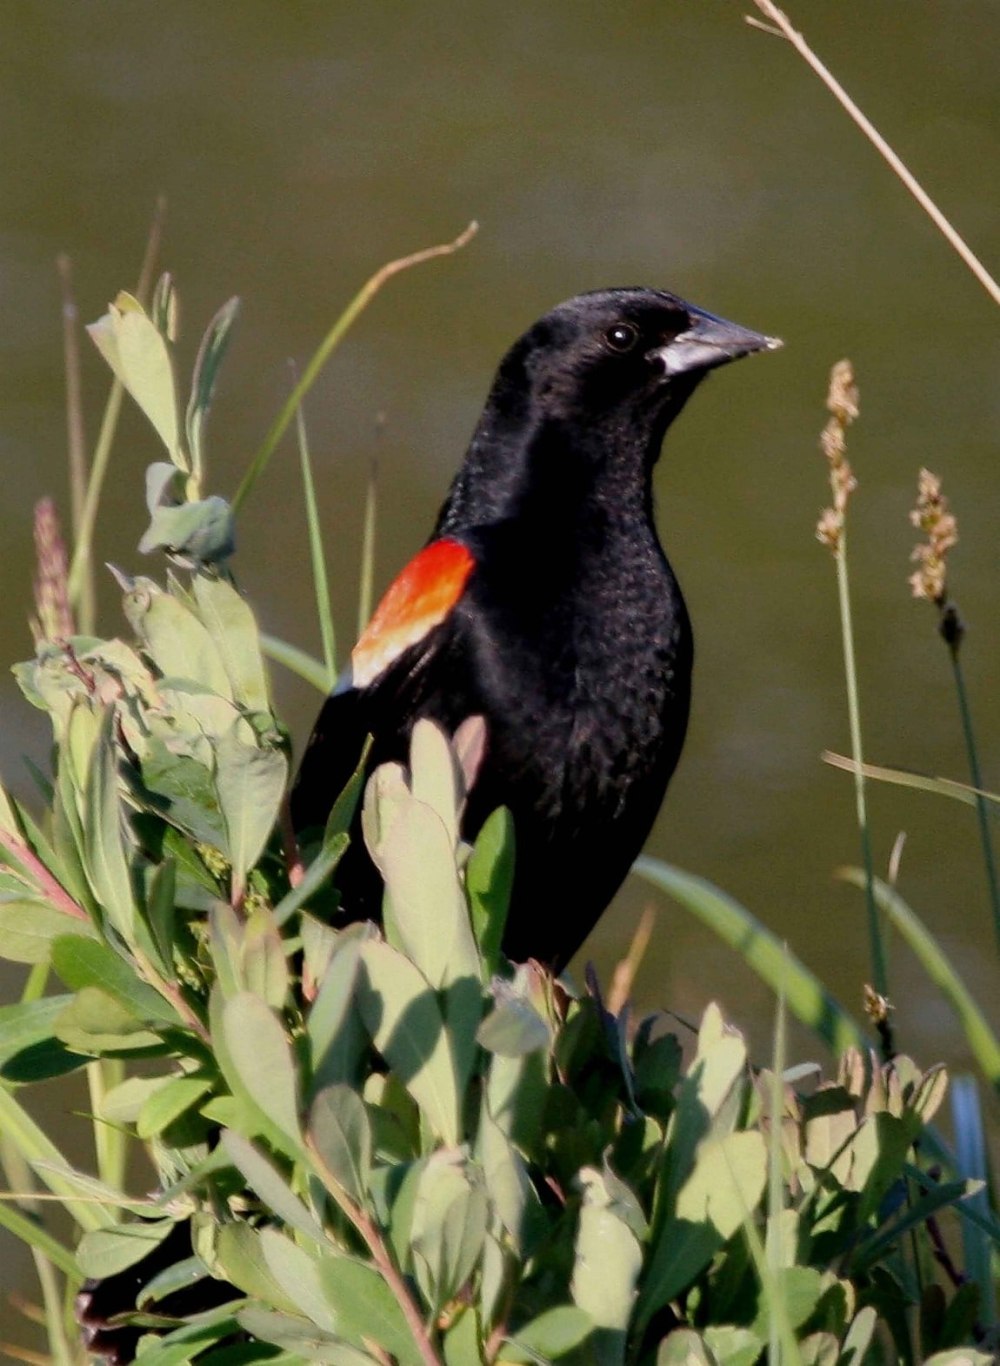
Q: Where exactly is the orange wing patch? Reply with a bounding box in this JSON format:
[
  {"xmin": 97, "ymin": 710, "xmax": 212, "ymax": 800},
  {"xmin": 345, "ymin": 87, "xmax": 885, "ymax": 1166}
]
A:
[{"xmin": 351, "ymin": 538, "xmax": 475, "ymax": 688}]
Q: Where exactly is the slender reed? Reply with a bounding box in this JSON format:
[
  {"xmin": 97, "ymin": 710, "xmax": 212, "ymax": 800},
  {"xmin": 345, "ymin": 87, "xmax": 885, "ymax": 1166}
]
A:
[
  {"xmin": 816, "ymin": 361, "xmax": 888, "ymax": 1004},
  {"xmin": 909, "ymin": 469, "xmax": 1000, "ymax": 954},
  {"xmin": 292, "ymin": 370, "xmax": 337, "ymax": 690},
  {"xmin": 746, "ymin": 1, "xmax": 1000, "ymax": 308}
]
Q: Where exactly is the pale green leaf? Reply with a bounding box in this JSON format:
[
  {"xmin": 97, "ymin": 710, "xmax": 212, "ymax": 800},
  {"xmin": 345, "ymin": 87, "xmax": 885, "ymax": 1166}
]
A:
[
  {"xmin": 215, "ymin": 730, "xmax": 287, "ymax": 887},
  {"xmin": 192, "ymin": 571, "xmax": 270, "ymax": 712},
  {"xmin": 222, "ymin": 992, "xmax": 302, "ymax": 1150},
  {"xmin": 76, "ymin": 1218, "xmax": 177, "ymax": 1278},
  {"xmin": 0, "ymin": 897, "xmax": 96, "ymax": 964},
  {"xmin": 357, "ymin": 939, "xmax": 460, "ymax": 1144},
  {"xmin": 219, "ymin": 1130, "xmax": 324, "ymax": 1243}
]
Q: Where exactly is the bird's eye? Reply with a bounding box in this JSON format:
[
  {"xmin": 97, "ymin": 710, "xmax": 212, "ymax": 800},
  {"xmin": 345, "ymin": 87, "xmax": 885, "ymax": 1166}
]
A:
[{"xmin": 604, "ymin": 322, "xmax": 639, "ymax": 353}]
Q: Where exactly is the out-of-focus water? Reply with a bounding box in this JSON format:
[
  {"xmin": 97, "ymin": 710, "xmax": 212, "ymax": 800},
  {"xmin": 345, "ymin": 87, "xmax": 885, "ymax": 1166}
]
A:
[{"xmin": 0, "ymin": 0, "xmax": 997, "ymax": 1340}]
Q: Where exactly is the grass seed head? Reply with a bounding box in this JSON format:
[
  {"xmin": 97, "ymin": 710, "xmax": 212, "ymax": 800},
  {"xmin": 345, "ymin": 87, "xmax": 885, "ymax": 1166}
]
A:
[{"xmin": 816, "ymin": 360, "xmax": 859, "ymax": 554}]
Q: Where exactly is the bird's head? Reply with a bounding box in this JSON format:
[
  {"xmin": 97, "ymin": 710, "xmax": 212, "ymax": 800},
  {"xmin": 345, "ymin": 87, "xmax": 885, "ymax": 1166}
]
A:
[
  {"xmin": 440, "ymin": 286, "xmax": 781, "ymax": 531},
  {"xmin": 507, "ymin": 287, "xmax": 781, "ymax": 427}
]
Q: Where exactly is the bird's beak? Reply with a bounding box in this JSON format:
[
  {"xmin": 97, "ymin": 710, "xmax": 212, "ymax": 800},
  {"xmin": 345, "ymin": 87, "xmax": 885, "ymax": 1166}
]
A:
[{"xmin": 650, "ymin": 306, "xmax": 783, "ymax": 379}]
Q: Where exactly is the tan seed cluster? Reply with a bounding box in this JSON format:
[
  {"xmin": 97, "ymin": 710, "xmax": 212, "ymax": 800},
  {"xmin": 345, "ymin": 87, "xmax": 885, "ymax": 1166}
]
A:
[
  {"xmin": 908, "ymin": 468, "xmax": 957, "ymax": 606},
  {"xmin": 816, "ymin": 360, "xmax": 859, "ymax": 553},
  {"xmin": 30, "ymin": 497, "xmax": 74, "ymax": 645}
]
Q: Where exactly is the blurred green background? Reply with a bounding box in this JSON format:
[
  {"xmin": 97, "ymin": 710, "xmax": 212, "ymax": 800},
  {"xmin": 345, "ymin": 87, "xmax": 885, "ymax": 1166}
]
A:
[{"xmin": 0, "ymin": 0, "xmax": 997, "ymax": 1343}]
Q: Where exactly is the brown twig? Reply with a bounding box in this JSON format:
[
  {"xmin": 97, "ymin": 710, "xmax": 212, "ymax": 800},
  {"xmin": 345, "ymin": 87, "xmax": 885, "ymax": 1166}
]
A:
[
  {"xmin": 746, "ymin": 0, "xmax": 1000, "ymax": 307},
  {"xmin": 306, "ymin": 1136, "xmax": 445, "ymax": 1366}
]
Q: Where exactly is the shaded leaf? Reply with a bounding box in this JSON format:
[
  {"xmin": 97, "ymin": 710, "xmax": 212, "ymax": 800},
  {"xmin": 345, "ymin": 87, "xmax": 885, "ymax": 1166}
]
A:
[
  {"xmin": 192, "ymin": 571, "xmax": 269, "ymax": 712},
  {"xmin": 219, "ymin": 1131, "xmax": 324, "ymax": 1243},
  {"xmin": 466, "ymin": 806, "xmax": 514, "ymax": 976},
  {"xmin": 76, "ymin": 1218, "xmax": 177, "ymax": 1278},
  {"xmin": 308, "ymin": 1083, "xmax": 371, "ymax": 1205}
]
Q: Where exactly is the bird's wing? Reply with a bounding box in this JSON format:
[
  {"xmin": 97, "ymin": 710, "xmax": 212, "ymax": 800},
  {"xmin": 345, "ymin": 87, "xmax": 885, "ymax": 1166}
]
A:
[
  {"xmin": 349, "ymin": 537, "xmax": 476, "ymax": 689},
  {"xmin": 290, "ymin": 537, "xmax": 477, "ymax": 835}
]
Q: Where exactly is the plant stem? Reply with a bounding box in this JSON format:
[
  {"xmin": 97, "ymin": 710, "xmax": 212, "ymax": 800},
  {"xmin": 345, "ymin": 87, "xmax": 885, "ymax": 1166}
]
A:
[
  {"xmin": 57, "ymin": 252, "xmax": 92, "ymax": 634},
  {"xmin": 0, "ymin": 831, "xmax": 90, "ymax": 922},
  {"xmin": 947, "ymin": 643, "xmax": 1000, "ymax": 955},
  {"xmin": 232, "ymin": 221, "xmax": 478, "ymax": 515},
  {"xmin": 306, "ymin": 1136, "xmax": 444, "ymax": 1366},
  {"xmin": 357, "ymin": 459, "xmax": 378, "ymax": 639},
  {"xmin": 293, "ymin": 380, "xmax": 336, "ymax": 690},
  {"xmin": 835, "ymin": 533, "xmax": 888, "ymax": 1001}
]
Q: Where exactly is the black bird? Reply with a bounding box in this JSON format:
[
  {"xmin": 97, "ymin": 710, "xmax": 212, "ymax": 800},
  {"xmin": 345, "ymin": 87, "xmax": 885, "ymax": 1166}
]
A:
[
  {"xmin": 77, "ymin": 288, "xmax": 778, "ymax": 1362},
  {"xmin": 292, "ymin": 287, "xmax": 779, "ymax": 967}
]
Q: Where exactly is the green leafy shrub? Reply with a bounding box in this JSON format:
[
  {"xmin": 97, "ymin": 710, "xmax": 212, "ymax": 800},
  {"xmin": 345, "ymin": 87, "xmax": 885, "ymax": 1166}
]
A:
[{"xmin": 0, "ymin": 281, "xmax": 994, "ymax": 1366}]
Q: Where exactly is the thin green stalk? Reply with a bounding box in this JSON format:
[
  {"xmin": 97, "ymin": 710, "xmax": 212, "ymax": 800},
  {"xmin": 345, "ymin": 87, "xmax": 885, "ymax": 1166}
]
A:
[
  {"xmin": 31, "ymin": 1247, "xmax": 73, "ymax": 1366},
  {"xmin": 232, "ymin": 221, "xmax": 477, "ymax": 515},
  {"xmin": 949, "ymin": 644, "xmax": 1000, "ymax": 955},
  {"xmin": 766, "ymin": 968, "xmax": 788, "ymax": 1366},
  {"xmin": 293, "ymin": 385, "xmax": 336, "ymax": 690},
  {"xmin": 86, "ymin": 1058, "xmax": 126, "ymax": 1201},
  {"xmin": 358, "ymin": 459, "xmax": 378, "ymax": 638},
  {"xmin": 834, "ymin": 533, "xmax": 887, "ymax": 999},
  {"xmin": 0, "ymin": 1087, "xmax": 110, "ymax": 1233},
  {"xmin": 1, "ymin": 1137, "xmax": 75, "ymax": 1366}
]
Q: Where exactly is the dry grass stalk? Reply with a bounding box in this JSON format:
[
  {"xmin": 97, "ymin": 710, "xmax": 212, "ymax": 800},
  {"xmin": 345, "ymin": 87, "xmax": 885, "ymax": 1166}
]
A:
[
  {"xmin": 816, "ymin": 360, "xmax": 859, "ymax": 553},
  {"xmin": 746, "ymin": 0, "xmax": 1000, "ymax": 309},
  {"xmin": 909, "ymin": 468, "xmax": 958, "ymax": 607},
  {"xmin": 30, "ymin": 498, "xmax": 74, "ymax": 646}
]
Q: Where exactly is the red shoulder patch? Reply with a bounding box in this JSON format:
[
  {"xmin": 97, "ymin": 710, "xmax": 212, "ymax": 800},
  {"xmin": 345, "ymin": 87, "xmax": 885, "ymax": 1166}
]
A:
[{"xmin": 351, "ymin": 538, "xmax": 475, "ymax": 688}]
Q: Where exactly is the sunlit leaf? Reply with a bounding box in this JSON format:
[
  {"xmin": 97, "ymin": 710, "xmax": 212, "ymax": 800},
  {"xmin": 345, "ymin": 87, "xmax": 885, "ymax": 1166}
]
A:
[
  {"xmin": 222, "ymin": 992, "xmax": 302, "ymax": 1151},
  {"xmin": 0, "ymin": 897, "xmax": 96, "ymax": 964},
  {"xmin": 192, "ymin": 571, "xmax": 269, "ymax": 712}
]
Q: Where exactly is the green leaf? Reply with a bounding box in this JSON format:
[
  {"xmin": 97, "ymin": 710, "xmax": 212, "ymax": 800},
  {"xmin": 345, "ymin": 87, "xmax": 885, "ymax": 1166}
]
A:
[
  {"xmin": 676, "ymin": 1131, "xmax": 767, "ymax": 1241},
  {"xmin": 88, "ymin": 293, "xmax": 183, "ymax": 464},
  {"xmin": 219, "ymin": 1130, "xmax": 325, "ymax": 1244},
  {"xmin": 0, "ymin": 995, "xmax": 88, "ymax": 1081},
  {"xmin": 308, "ymin": 927, "xmax": 368, "ymax": 1088},
  {"xmin": 125, "ymin": 577, "xmax": 233, "ymax": 701},
  {"xmin": 192, "ymin": 571, "xmax": 270, "ymax": 712},
  {"xmin": 274, "ymin": 832, "xmax": 349, "ymax": 928},
  {"xmin": 82, "ymin": 711, "xmax": 137, "ymax": 940},
  {"xmin": 411, "ymin": 1150, "xmax": 488, "ymax": 1310},
  {"xmin": 186, "ymin": 296, "xmax": 241, "ymax": 481},
  {"xmin": 241, "ymin": 905, "xmax": 290, "ymax": 1010},
  {"xmin": 54, "ymin": 987, "xmax": 164, "ymax": 1054},
  {"xmin": 140, "ymin": 740, "xmax": 227, "ymax": 849},
  {"xmin": 76, "ymin": 1218, "xmax": 177, "ymax": 1277},
  {"xmin": 260, "ymin": 1228, "xmax": 339, "ymax": 1335},
  {"xmin": 139, "ymin": 496, "xmax": 235, "ymax": 565},
  {"xmin": 571, "ymin": 1167, "xmax": 643, "ymax": 1366},
  {"xmin": 506, "ymin": 1306, "xmax": 593, "ymax": 1361},
  {"xmin": 315, "ymin": 1254, "xmax": 423, "ymax": 1366},
  {"xmin": 634, "ymin": 859, "xmax": 863, "ymax": 1055},
  {"xmin": 137, "ymin": 1075, "xmax": 213, "ymax": 1138},
  {"xmin": 371, "ymin": 794, "xmax": 480, "ymax": 989},
  {"xmin": 51, "ymin": 935, "xmax": 178, "ymax": 1023},
  {"xmin": 222, "ymin": 992, "xmax": 302, "ymax": 1151},
  {"xmin": 215, "ymin": 1222, "xmax": 302, "ymax": 1313},
  {"xmin": 215, "ymin": 731, "xmax": 287, "ymax": 891},
  {"xmin": 408, "ymin": 718, "xmax": 462, "ymax": 848},
  {"xmin": 701, "ymin": 1325, "xmax": 763, "ymax": 1366},
  {"xmin": 0, "ymin": 896, "xmax": 96, "ymax": 963},
  {"xmin": 236, "ymin": 1307, "xmax": 368, "ymax": 1363},
  {"xmin": 308, "ymin": 1084, "xmax": 371, "ymax": 1205},
  {"xmin": 655, "ymin": 1330, "xmax": 716, "ymax": 1366},
  {"xmin": 99, "ymin": 1073, "xmax": 172, "ymax": 1124},
  {"xmin": 477, "ymin": 989, "xmax": 550, "ymax": 1057},
  {"xmin": 357, "ymin": 939, "xmax": 460, "ymax": 1145},
  {"xmin": 466, "ymin": 806, "xmax": 514, "ymax": 975}
]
